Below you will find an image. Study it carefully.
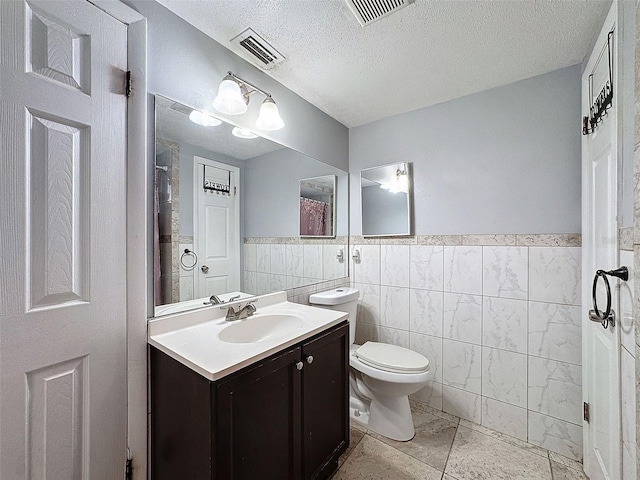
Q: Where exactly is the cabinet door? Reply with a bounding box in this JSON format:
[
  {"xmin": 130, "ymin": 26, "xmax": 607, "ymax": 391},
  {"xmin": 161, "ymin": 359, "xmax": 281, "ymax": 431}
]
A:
[
  {"xmin": 216, "ymin": 346, "xmax": 302, "ymax": 480},
  {"xmin": 302, "ymin": 323, "xmax": 349, "ymax": 480}
]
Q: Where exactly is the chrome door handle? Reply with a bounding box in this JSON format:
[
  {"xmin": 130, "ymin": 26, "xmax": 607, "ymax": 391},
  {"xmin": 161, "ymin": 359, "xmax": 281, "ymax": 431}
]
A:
[
  {"xmin": 306, "ymin": 355, "xmax": 314, "ymax": 364},
  {"xmin": 201, "ymin": 265, "xmax": 209, "ymax": 273},
  {"xmin": 296, "ymin": 361, "xmax": 304, "ymax": 371}
]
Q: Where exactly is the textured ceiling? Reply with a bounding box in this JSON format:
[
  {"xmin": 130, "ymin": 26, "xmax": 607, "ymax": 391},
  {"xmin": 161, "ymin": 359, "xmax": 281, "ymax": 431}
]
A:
[{"xmin": 156, "ymin": 0, "xmax": 611, "ymax": 127}]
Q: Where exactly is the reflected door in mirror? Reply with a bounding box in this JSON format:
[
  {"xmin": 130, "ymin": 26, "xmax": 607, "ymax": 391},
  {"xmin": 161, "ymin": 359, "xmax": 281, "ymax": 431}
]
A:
[{"xmin": 195, "ymin": 157, "xmax": 240, "ymax": 298}]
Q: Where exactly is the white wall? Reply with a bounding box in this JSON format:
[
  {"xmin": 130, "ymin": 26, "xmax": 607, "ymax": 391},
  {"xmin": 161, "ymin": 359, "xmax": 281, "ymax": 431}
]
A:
[{"xmin": 350, "ymin": 64, "xmax": 582, "ymax": 235}]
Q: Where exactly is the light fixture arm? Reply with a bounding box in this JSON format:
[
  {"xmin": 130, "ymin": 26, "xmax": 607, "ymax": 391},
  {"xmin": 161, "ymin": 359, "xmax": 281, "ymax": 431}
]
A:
[{"xmin": 226, "ymin": 71, "xmax": 272, "ymax": 100}]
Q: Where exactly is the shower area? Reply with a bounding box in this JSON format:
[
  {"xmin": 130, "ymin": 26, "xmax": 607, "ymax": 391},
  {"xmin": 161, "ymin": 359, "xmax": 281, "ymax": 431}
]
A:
[{"xmin": 154, "ymin": 139, "xmax": 179, "ymax": 305}]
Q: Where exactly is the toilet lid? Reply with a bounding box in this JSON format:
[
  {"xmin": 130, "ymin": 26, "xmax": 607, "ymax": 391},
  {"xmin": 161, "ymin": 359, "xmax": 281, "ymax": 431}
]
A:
[{"xmin": 354, "ymin": 342, "xmax": 429, "ymax": 374}]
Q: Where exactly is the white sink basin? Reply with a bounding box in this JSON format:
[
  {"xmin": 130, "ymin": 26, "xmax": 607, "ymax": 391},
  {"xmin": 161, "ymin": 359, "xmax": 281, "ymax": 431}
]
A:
[{"xmin": 218, "ymin": 314, "xmax": 305, "ymax": 344}]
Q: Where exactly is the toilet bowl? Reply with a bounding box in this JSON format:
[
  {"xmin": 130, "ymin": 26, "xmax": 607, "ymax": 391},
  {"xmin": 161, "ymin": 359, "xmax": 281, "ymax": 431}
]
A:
[{"xmin": 309, "ymin": 287, "xmax": 432, "ymax": 441}]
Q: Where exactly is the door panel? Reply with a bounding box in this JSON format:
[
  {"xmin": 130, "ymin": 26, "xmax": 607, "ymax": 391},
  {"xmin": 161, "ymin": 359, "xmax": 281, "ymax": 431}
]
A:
[
  {"xmin": 302, "ymin": 323, "xmax": 349, "ymax": 480},
  {"xmin": 581, "ymin": 3, "xmax": 621, "ymax": 478},
  {"xmin": 0, "ymin": 1, "xmax": 128, "ymax": 478},
  {"xmin": 216, "ymin": 347, "xmax": 301, "ymax": 480},
  {"xmin": 195, "ymin": 157, "xmax": 240, "ymax": 298}
]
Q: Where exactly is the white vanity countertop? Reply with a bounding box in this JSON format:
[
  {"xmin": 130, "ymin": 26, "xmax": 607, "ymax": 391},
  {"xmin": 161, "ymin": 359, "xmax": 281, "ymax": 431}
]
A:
[{"xmin": 148, "ymin": 292, "xmax": 348, "ymax": 381}]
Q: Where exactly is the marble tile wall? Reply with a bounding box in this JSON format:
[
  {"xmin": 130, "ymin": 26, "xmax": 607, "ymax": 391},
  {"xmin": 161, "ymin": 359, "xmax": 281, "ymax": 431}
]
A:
[
  {"xmin": 349, "ymin": 234, "xmax": 584, "ymax": 461},
  {"xmin": 243, "ymin": 237, "xmax": 348, "ymax": 296},
  {"xmin": 634, "ymin": 5, "xmax": 640, "ymax": 478},
  {"xmin": 617, "ymin": 249, "xmax": 636, "ymax": 480},
  {"xmin": 178, "ymin": 237, "xmax": 195, "ymax": 302},
  {"xmin": 242, "ymin": 237, "xmax": 349, "ymax": 295}
]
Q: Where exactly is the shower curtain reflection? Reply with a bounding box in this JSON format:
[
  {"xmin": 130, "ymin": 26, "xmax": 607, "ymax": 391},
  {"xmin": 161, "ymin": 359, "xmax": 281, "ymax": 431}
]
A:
[{"xmin": 300, "ymin": 197, "xmax": 329, "ymax": 236}]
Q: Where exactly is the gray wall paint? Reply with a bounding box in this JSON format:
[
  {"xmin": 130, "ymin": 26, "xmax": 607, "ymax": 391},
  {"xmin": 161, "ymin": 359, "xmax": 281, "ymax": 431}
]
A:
[
  {"xmin": 244, "ymin": 149, "xmax": 349, "ymax": 238},
  {"xmin": 350, "ymin": 64, "xmax": 582, "ymax": 235},
  {"xmin": 124, "ymin": 0, "xmax": 349, "ymax": 170}
]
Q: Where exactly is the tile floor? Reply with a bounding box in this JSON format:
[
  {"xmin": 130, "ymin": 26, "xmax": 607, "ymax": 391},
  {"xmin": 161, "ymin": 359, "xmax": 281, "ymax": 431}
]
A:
[{"xmin": 333, "ymin": 401, "xmax": 588, "ymax": 480}]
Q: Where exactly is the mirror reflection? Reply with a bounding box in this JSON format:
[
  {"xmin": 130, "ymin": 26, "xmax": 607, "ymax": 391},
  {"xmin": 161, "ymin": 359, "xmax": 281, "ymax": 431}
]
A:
[
  {"xmin": 361, "ymin": 162, "xmax": 413, "ymax": 237},
  {"xmin": 154, "ymin": 95, "xmax": 348, "ymax": 316},
  {"xmin": 299, "ymin": 175, "xmax": 336, "ymax": 237}
]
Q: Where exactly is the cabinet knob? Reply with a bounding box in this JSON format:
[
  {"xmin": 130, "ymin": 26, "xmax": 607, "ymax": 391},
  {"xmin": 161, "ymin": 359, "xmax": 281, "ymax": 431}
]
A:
[
  {"xmin": 306, "ymin": 355, "xmax": 314, "ymax": 364},
  {"xmin": 296, "ymin": 361, "xmax": 304, "ymax": 371}
]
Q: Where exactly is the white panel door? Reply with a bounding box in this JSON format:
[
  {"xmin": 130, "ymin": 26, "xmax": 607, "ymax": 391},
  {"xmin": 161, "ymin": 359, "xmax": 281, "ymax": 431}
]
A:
[
  {"xmin": 0, "ymin": 1, "xmax": 128, "ymax": 478},
  {"xmin": 581, "ymin": 4, "xmax": 621, "ymax": 479},
  {"xmin": 194, "ymin": 157, "xmax": 240, "ymax": 297}
]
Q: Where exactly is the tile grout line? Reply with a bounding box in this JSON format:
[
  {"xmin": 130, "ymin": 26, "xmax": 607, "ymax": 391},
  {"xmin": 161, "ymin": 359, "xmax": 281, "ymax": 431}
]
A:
[
  {"xmin": 440, "ymin": 415, "xmax": 461, "ymax": 479},
  {"xmin": 526, "ymin": 245, "xmax": 530, "ymax": 443}
]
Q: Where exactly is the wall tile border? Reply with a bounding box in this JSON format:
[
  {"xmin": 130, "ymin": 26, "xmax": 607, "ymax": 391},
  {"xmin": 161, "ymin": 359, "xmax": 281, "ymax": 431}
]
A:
[
  {"xmin": 244, "ymin": 236, "xmax": 349, "ymax": 245},
  {"xmin": 620, "ymin": 227, "xmax": 633, "ymax": 251},
  {"xmin": 348, "ymin": 234, "xmax": 581, "ymax": 247}
]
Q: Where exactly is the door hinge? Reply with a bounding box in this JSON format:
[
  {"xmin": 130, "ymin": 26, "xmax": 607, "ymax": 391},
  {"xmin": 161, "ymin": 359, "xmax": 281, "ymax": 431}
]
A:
[
  {"xmin": 583, "ymin": 402, "xmax": 590, "ymax": 422},
  {"xmin": 125, "ymin": 457, "xmax": 133, "ymax": 480},
  {"xmin": 234, "ymin": 186, "xmax": 237, "ymax": 196},
  {"xmin": 582, "ymin": 116, "xmax": 592, "ymax": 135},
  {"xmin": 125, "ymin": 71, "xmax": 132, "ymax": 98}
]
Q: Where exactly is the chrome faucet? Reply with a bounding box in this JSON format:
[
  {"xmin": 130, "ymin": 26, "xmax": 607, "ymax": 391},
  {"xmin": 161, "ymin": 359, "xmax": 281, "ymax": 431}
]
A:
[
  {"xmin": 225, "ymin": 301, "xmax": 257, "ymax": 322},
  {"xmin": 204, "ymin": 295, "xmax": 223, "ymax": 306}
]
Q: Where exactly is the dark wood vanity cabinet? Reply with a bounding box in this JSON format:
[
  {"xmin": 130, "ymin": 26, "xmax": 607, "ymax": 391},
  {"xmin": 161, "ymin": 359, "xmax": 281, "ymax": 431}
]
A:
[{"xmin": 151, "ymin": 321, "xmax": 349, "ymax": 480}]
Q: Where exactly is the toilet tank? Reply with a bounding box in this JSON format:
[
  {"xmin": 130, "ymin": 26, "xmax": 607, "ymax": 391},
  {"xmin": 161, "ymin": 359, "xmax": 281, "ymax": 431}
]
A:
[{"xmin": 309, "ymin": 287, "xmax": 359, "ymax": 345}]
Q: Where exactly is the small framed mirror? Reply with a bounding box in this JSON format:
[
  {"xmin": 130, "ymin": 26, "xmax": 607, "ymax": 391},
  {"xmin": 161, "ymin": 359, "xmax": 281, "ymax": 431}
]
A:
[
  {"xmin": 299, "ymin": 175, "xmax": 336, "ymax": 237},
  {"xmin": 361, "ymin": 162, "xmax": 413, "ymax": 237}
]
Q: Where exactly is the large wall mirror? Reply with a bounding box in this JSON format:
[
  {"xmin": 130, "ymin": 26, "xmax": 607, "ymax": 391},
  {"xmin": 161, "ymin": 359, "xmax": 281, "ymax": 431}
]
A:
[
  {"xmin": 153, "ymin": 95, "xmax": 349, "ymax": 316},
  {"xmin": 361, "ymin": 162, "xmax": 413, "ymax": 237}
]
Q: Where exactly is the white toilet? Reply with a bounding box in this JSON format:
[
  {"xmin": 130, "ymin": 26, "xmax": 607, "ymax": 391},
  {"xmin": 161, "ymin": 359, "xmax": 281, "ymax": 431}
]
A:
[{"xmin": 309, "ymin": 287, "xmax": 433, "ymax": 441}]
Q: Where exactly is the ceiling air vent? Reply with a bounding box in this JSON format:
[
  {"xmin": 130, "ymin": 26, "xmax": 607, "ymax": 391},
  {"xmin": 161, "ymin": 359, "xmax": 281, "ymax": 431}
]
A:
[
  {"xmin": 345, "ymin": 0, "xmax": 416, "ymax": 27},
  {"xmin": 230, "ymin": 28, "xmax": 285, "ymax": 70},
  {"xmin": 169, "ymin": 102, "xmax": 192, "ymax": 115}
]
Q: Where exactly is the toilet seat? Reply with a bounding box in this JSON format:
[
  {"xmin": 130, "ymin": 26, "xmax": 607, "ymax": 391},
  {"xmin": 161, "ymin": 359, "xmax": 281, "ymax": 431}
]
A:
[
  {"xmin": 355, "ymin": 342, "xmax": 429, "ymax": 374},
  {"xmin": 350, "ymin": 345, "xmax": 432, "ymax": 385}
]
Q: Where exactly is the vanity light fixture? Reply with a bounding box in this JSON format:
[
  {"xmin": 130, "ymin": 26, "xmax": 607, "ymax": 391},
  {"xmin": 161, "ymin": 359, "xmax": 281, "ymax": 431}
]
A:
[
  {"xmin": 232, "ymin": 126, "xmax": 258, "ymax": 139},
  {"xmin": 213, "ymin": 71, "xmax": 285, "ymax": 131},
  {"xmin": 389, "ymin": 169, "xmax": 409, "ymax": 194},
  {"xmin": 381, "ymin": 168, "xmax": 409, "ymax": 193},
  {"xmin": 255, "ymin": 97, "xmax": 284, "ymax": 131},
  {"xmin": 189, "ymin": 109, "xmax": 222, "ymax": 127}
]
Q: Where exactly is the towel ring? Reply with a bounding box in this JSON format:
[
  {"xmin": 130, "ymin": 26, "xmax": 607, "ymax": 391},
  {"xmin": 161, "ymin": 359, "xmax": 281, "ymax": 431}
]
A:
[
  {"xmin": 591, "ymin": 270, "xmax": 611, "ymax": 328},
  {"xmin": 590, "ymin": 266, "xmax": 628, "ymax": 329},
  {"xmin": 180, "ymin": 248, "xmax": 198, "ymax": 270}
]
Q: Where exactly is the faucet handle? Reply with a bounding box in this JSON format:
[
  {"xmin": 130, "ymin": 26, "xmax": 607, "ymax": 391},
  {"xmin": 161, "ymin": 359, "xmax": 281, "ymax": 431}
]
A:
[{"xmin": 203, "ymin": 294, "xmax": 223, "ymax": 306}]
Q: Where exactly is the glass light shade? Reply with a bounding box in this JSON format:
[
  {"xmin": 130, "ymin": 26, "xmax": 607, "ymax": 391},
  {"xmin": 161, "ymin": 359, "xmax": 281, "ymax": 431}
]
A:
[
  {"xmin": 255, "ymin": 97, "xmax": 284, "ymax": 131},
  {"xmin": 213, "ymin": 77, "xmax": 248, "ymax": 115},
  {"xmin": 232, "ymin": 126, "xmax": 258, "ymax": 139},
  {"xmin": 389, "ymin": 171, "xmax": 409, "ymax": 193},
  {"xmin": 188, "ymin": 110, "xmax": 222, "ymax": 127}
]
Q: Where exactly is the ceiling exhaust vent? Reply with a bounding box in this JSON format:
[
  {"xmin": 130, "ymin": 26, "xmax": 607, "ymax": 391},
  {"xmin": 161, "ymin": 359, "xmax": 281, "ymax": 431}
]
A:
[
  {"xmin": 230, "ymin": 28, "xmax": 286, "ymax": 70},
  {"xmin": 169, "ymin": 102, "xmax": 192, "ymax": 115},
  {"xmin": 345, "ymin": 0, "xmax": 416, "ymax": 27}
]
